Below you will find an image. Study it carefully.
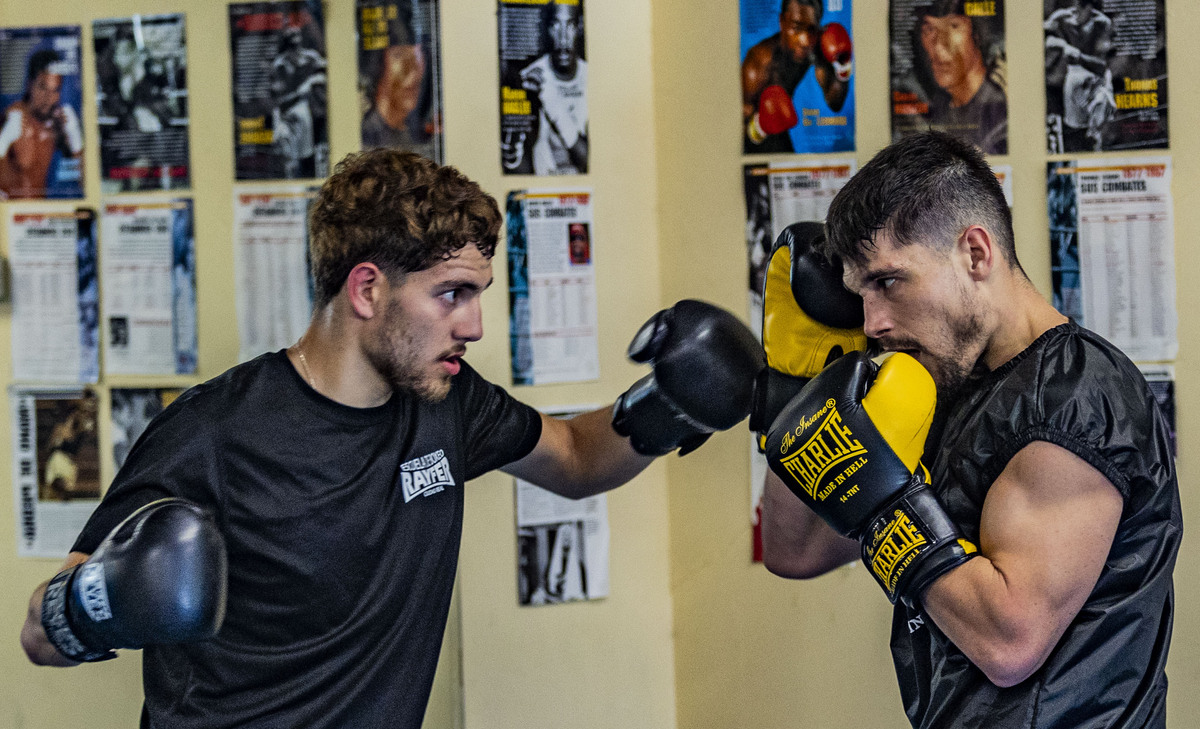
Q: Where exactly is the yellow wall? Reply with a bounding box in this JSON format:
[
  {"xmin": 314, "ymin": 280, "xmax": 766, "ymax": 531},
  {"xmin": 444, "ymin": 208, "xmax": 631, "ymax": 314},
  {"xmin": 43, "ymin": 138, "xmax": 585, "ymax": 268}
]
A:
[{"xmin": 1, "ymin": 1, "xmax": 1197, "ymax": 728}]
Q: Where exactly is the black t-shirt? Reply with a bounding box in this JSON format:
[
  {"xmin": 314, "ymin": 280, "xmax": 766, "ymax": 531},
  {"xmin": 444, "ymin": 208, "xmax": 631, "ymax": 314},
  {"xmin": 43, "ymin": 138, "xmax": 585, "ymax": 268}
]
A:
[
  {"xmin": 893, "ymin": 323, "xmax": 1181, "ymax": 728},
  {"xmin": 73, "ymin": 351, "xmax": 542, "ymax": 728}
]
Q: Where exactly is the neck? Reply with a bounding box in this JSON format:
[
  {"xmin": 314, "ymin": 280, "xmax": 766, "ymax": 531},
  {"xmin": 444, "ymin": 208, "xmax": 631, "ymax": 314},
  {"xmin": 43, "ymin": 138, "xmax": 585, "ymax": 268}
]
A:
[
  {"xmin": 288, "ymin": 305, "xmax": 393, "ymax": 408},
  {"xmin": 981, "ymin": 278, "xmax": 1068, "ymax": 371}
]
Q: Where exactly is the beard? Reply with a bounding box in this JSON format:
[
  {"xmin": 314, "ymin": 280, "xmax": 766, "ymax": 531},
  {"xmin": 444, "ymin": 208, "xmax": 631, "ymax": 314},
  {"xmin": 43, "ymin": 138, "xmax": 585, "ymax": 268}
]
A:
[{"xmin": 366, "ymin": 301, "xmax": 453, "ymax": 404}]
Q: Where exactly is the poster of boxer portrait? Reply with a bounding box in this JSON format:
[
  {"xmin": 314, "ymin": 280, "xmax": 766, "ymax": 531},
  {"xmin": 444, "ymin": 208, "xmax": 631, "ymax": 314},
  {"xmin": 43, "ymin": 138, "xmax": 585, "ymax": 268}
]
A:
[
  {"xmin": 499, "ymin": 0, "xmax": 588, "ymax": 176},
  {"xmin": 11, "ymin": 386, "xmax": 100, "ymax": 557},
  {"xmin": 93, "ymin": 14, "xmax": 189, "ymax": 194},
  {"xmin": 358, "ymin": 0, "xmax": 443, "ymax": 162},
  {"xmin": 740, "ymin": 0, "xmax": 855, "ymax": 154},
  {"xmin": 890, "ymin": 0, "xmax": 1008, "ymax": 155},
  {"xmin": 229, "ymin": 1, "xmax": 328, "ymax": 180},
  {"xmin": 1044, "ymin": 0, "xmax": 1167, "ymax": 153},
  {"xmin": 0, "ymin": 26, "xmax": 84, "ymax": 199},
  {"xmin": 111, "ymin": 387, "xmax": 182, "ymax": 469}
]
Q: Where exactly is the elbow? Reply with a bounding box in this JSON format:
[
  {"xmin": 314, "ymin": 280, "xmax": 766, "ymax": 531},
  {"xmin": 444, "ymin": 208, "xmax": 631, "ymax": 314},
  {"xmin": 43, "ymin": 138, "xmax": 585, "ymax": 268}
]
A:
[
  {"xmin": 972, "ymin": 639, "xmax": 1048, "ymax": 688},
  {"xmin": 761, "ymin": 544, "xmax": 832, "ymax": 580}
]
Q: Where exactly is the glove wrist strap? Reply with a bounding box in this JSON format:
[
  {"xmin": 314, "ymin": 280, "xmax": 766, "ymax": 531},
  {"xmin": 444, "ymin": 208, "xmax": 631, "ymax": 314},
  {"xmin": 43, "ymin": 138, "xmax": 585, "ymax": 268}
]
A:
[{"xmin": 41, "ymin": 566, "xmax": 116, "ymax": 663}]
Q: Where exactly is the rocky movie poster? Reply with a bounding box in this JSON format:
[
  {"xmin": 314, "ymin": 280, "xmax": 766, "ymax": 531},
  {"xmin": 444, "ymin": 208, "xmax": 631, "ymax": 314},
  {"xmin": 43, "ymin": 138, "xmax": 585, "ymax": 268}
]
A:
[
  {"xmin": 0, "ymin": 26, "xmax": 85, "ymax": 199},
  {"xmin": 94, "ymin": 14, "xmax": 189, "ymax": 193},
  {"xmin": 1044, "ymin": 0, "xmax": 1167, "ymax": 153},
  {"xmin": 358, "ymin": 0, "xmax": 443, "ymax": 162},
  {"xmin": 499, "ymin": 0, "xmax": 588, "ymax": 176},
  {"xmin": 229, "ymin": 1, "xmax": 329, "ymax": 180},
  {"xmin": 890, "ymin": 0, "xmax": 1008, "ymax": 155},
  {"xmin": 740, "ymin": 0, "xmax": 856, "ymax": 154}
]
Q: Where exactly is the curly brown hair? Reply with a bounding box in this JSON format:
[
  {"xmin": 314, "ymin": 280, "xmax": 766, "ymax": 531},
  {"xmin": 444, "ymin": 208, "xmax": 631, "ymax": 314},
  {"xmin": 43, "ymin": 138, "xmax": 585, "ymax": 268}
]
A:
[{"xmin": 308, "ymin": 149, "xmax": 501, "ymax": 308}]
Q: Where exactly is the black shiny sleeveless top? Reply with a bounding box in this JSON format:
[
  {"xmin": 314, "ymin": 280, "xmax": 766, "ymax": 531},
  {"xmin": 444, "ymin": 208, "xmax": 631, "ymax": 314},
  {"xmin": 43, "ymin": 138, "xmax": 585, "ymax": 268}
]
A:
[{"xmin": 892, "ymin": 323, "xmax": 1180, "ymax": 729}]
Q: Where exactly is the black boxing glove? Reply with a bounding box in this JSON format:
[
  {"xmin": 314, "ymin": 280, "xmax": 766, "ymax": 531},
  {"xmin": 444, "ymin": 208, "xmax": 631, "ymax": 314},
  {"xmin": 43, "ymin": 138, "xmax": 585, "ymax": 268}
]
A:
[
  {"xmin": 765, "ymin": 352, "xmax": 977, "ymax": 605},
  {"xmin": 613, "ymin": 299, "xmax": 765, "ymax": 456},
  {"xmin": 750, "ymin": 221, "xmax": 868, "ymax": 451},
  {"xmin": 41, "ymin": 498, "xmax": 227, "ymax": 662}
]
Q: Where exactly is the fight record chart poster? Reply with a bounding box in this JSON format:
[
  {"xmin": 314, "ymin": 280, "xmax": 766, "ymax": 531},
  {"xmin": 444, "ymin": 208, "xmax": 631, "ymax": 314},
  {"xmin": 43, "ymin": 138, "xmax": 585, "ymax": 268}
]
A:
[
  {"xmin": 1044, "ymin": 0, "xmax": 1167, "ymax": 153},
  {"xmin": 229, "ymin": 1, "xmax": 329, "ymax": 180},
  {"xmin": 1047, "ymin": 157, "xmax": 1176, "ymax": 363},
  {"xmin": 357, "ymin": 0, "xmax": 444, "ymax": 162},
  {"xmin": 740, "ymin": 0, "xmax": 854, "ymax": 154},
  {"xmin": 890, "ymin": 0, "xmax": 1007, "ymax": 155}
]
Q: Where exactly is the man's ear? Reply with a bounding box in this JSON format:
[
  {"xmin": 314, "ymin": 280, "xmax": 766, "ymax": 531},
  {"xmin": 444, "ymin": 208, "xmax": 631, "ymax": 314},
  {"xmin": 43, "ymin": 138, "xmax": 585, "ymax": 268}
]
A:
[
  {"xmin": 345, "ymin": 263, "xmax": 385, "ymax": 319},
  {"xmin": 959, "ymin": 225, "xmax": 995, "ymax": 282}
]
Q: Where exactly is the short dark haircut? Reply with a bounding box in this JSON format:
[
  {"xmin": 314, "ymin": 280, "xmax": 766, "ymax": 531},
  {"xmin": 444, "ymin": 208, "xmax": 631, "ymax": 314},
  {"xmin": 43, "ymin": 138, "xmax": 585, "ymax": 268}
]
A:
[
  {"xmin": 26, "ymin": 49, "xmax": 60, "ymax": 85},
  {"xmin": 308, "ymin": 149, "xmax": 501, "ymax": 308},
  {"xmin": 823, "ymin": 131, "xmax": 1021, "ymax": 273},
  {"xmin": 782, "ymin": 0, "xmax": 822, "ymax": 24}
]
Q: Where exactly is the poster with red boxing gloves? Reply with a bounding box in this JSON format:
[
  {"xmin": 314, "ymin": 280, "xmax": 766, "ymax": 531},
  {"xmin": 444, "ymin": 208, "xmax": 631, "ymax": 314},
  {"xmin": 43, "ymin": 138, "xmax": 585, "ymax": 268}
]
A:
[
  {"xmin": 889, "ymin": 0, "xmax": 1008, "ymax": 155},
  {"xmin": 739, "ymin": 0, "xmax": 855, "ymax": 154}
]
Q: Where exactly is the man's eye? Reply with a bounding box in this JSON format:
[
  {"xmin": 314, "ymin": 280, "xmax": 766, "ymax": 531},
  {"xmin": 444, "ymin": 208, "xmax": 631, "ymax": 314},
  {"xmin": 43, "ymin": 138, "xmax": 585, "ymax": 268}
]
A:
[
  {"xmin": 878, "ymin": 278, "xmax": 897, "ymax": 290},
  {"xmin": 438, "ymin": 290, "xmax": 459, "ymax": 303}
]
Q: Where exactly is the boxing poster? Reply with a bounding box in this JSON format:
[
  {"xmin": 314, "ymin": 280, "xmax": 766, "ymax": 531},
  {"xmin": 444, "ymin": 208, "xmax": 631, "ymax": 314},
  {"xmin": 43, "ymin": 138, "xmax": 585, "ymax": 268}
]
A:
[
  {"xmin": 8, "ymin": 208, "xmax": 98, "ymax": 383},
  {"xmin": 506, "ymin": 189, "xmax": 599, "ymax": 385},
  {"xmin": 111, "ymin": 387, "xmax": 183, "ymax": 470},
  {"xmin": 1044, "ymin": 0, "xmax": 1167, "ymax": 153},
  {"xmin": 498, "ymin": 0, "xmax": 588, "ymax": 176},
  {"xmin": 516, "ymin": 406, "xmax": 609, "ymax": 606},
  {"xmin": 233, "ymin": 187, "xmax": 317, "ymax": 362},
  {"xmin": 1047, "ymin": 158, "xmax": 1176, "ymax": 362},
  {"xmin": 739, "ymin": 0, "xmax": 855, "ymax": 154},
  {"xmin": 890, "ymin": 0, "xmax": 1008, "ymax": 155},
  {"xmin": 0, "ymin": 25, "xmax": 84, "ymax": 199},
  {"xmin": 1140, "ymin": 365, "xmax": 1175, "ymax": 456},
  {"xmin": 358, "ymin": 0, "xmax": 444, "ymax": 162},
  {"xmin": 100, "ymin": 199, "xmax": 197, "ymax": 375},
  {"xmin": 10, "ymin": 386, "xmax": 100, "ymax": 558},
  {"xmin": 93, "ymin": 14, "xmax": 190, "ymax": 194},
  {"xmin": 229, "ymin": 2, "xmax": 329, "ymax": 180}
]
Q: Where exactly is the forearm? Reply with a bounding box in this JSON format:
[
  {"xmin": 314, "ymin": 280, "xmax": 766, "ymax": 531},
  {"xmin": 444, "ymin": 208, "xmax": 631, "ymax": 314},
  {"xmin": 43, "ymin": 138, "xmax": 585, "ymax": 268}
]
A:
[
  {"xmin": 761, "ymin": 471, "xmax": 858, "ymax": 579},
  {"xmin": 920, "ymin": 557, "xmax": 1059, "ymax": 687},
  {"xmin": 505, "ymin": 407, "xmax": 654, "ymax": 499}
]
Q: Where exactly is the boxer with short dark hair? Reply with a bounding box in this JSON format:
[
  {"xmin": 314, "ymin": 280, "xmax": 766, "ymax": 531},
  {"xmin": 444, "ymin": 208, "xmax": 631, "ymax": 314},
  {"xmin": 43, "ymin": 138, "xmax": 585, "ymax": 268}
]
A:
[
  {"xmin": 22, "ymin": 148, "xmax": 764, "ymax": 728},
  {"xmin": 761, "ymin": 131, "xmax": 1179, "ymax": 728}
]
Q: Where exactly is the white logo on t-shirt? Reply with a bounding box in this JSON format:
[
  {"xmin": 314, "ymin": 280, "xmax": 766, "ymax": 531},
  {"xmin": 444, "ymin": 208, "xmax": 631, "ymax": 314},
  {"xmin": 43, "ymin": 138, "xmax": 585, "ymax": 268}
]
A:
[{"xmin": 400, "ymin": 449, "xmax": 453, "ymax": 503}]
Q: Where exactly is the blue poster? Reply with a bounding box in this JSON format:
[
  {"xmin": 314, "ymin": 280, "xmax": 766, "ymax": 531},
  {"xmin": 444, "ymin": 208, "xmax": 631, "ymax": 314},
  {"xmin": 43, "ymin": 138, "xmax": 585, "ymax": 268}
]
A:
[
  {"xmin": 0, "ymin": 26, "xmax": 85, "ymax": 199},
  {"xmin": 739, "ymin": 0, "xmax": 855, "ymax": 154}
]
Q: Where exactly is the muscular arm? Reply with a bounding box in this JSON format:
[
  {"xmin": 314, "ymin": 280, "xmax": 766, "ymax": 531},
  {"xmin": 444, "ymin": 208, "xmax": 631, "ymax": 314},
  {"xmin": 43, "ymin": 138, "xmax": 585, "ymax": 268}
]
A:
[
  {"xmin": 813, "ymin": 61, "xmax": 849, "ymax": 113},
  {"xmin": 502, "ymin": 408, "xmax": 654, "ymax": 499},
  {"xmin": 761, "ymin": 470, "xmax": 858, "ymax": 578},
  {"xmin": 741, "ymin": 44, "xmax": 773, "ymax": 121},
  {"xmin": 21, "ymin": 551, "xmax": 90, "ymax": 666},
  {"xmin": 920, "ymin": 441, "xmax": 1123, "ymax": 687}
]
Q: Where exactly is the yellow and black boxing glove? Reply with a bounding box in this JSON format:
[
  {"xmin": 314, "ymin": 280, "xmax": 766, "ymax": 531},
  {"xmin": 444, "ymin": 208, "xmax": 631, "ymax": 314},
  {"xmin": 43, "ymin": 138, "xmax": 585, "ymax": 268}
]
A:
[
  {"xmin": 764, "ymin": 351, "xmax": 978, "ymax": 606},
  {"xmin": 749, "ymin": 222, "xmax": 868, "ymax": 452}
]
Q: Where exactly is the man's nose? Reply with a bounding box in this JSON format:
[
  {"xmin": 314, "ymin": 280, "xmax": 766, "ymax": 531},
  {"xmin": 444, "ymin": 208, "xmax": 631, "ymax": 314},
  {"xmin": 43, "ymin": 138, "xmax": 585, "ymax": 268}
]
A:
[
  {"xmin": 862, "ymin": 301, "xmax": 892, "ymax": 340},
  {"xmin": 457, "ymin": 300, "xmax": 484, "ymax": 342}
]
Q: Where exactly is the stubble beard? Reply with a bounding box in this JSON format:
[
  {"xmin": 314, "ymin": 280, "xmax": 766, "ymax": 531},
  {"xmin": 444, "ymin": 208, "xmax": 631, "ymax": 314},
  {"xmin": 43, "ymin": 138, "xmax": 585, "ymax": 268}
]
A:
[{"xmin": 368, "ymin": 305, "xmax": 452, "ymax": 404}]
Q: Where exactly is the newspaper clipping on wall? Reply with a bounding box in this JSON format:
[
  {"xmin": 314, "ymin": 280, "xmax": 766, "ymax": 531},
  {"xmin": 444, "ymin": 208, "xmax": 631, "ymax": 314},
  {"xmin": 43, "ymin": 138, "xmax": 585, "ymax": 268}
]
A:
[
  {"xmin": 499, "ymin": 0, "xmax": 588, "ymax": 176},
  {"xmin": 1044, "ymin": 0, "xmax": 1167, "ymax": 153},
  {"xmin": 890, "ymin": 0, "xmax": 1008, "ymax": 155},
  {"xmin": 233, "ymin": 187, "xmax": 317, "ymax": 361},
  {"xmin": 229, "ymin": 1, "xmax": 329, "ymax": 180},
  {"xmin": 9, "ymin": 207, "xmax": 98, "ymax": 383},
  {"xmin": 1047, "ymin": 157, "xmax": 1176, "ymax": 362},
  {"xmin": 0, "ymin": 25, "xmax": 85, "ymax": 199},
  {"xmin": 740, "ymin": 0, "xmax": 855, "ymax": 154},
  {"xmin": 100, "ymin": 198, "xmax": 197, "ymax": 375},
  {"xmin": 11, "ymin": 386, "xmax": 100, "ymax": 557},
  {"xmin": 516, "ymin": 406, "xmax": 608, "ymax": 605},
  {"xmin": 357, "ymin": 0, "xmax": 443, "ymax": 162},
  {"xmin": 506, "ymin": 189, "xmax": 599, "ymax": 385},
  {"xmin": 93, "ymin": 14, "xmax": 189, "ymax": 193}
]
